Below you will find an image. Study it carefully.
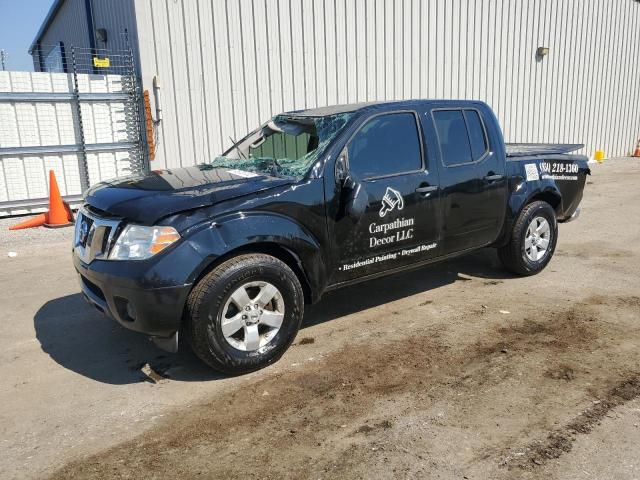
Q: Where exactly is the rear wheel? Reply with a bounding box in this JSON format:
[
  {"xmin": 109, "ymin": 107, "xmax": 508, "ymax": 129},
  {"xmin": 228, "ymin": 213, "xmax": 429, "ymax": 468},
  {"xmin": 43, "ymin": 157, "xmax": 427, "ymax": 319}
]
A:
[
  {"xmin": 498, "ymin": 201, "xmax": 558, "ymax": 276},
  {"xmin": 185, "ymin": 253, "xmax": 304, "ymax": 374}
]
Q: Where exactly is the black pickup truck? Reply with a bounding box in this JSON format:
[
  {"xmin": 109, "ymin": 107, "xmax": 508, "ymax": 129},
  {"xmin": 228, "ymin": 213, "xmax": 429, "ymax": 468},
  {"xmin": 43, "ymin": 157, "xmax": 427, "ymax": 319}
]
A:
[{"xmin": 73, "ymin": 100, "xmax": 589, "ymax": 374}]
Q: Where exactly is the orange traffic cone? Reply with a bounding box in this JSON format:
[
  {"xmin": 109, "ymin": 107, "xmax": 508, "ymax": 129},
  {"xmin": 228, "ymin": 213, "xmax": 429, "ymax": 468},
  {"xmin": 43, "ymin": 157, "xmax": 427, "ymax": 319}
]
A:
[
  {"xmin": 633, "ymin": 139, "xmax": 640, "ymax": 158},
  {"xmin": 9, "ymin": 170, "xmax": 74, "ymax": 230},
  {"xmin": 9, "ymin": 213, "xmax": 48, "ymax": 230}
]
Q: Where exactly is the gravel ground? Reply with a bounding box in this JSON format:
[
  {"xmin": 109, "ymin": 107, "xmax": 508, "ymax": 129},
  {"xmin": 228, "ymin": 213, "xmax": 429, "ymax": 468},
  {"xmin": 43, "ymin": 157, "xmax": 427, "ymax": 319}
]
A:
[
  {"xmin": 0, "ymin": 216, "xmax": 73, "ymax": 252},
  {"xmin": 1, "ymin": 158, "xmax": 639, "ymax": 479}
]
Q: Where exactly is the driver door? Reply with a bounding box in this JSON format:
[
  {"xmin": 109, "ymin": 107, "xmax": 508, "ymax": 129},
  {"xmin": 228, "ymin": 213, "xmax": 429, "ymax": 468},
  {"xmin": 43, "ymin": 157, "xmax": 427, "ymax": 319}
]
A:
[{"xmin": 329, "ymin": 111, "xmax": 441, "ymax": 284}]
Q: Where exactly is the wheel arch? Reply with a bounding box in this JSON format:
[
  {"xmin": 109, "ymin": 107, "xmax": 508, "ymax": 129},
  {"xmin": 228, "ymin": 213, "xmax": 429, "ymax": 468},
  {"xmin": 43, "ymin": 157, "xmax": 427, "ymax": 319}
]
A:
[
  {"xmin": 526, "ymin": 189, "xmax": 562, "ymax": 214},
  {"xmin": 188, "ymin": 242, "xmax": 316, "ymax": 306},
  {"xmin": 497, "ymin": 196, "xmax": 559, "ymax": 276},
  {"xmin": 496, "ymin": 186, "xmax": 562, "ymax": 247}
]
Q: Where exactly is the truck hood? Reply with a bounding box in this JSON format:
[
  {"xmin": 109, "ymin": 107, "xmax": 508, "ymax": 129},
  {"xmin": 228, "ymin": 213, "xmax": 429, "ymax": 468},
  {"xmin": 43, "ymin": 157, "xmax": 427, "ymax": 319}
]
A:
[{"xmin": 84, "ymin": 165, "xmax": 292, "ymax": 224}]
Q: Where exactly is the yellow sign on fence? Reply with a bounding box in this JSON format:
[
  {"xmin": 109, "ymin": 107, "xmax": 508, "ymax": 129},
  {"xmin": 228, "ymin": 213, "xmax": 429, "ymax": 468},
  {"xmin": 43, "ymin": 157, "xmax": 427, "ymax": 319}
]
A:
[{"xmin": 93, "ymin": 57, "xmax": 110, "ymax": 68}]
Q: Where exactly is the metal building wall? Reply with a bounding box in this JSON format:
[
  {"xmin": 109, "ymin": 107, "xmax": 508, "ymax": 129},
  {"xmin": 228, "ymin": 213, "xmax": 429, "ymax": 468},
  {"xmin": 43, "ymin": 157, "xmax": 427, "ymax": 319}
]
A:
[
  {"xmin": 133, "ymin": 0, "xmax": 640, "ymax": 169},
  {"xmin": 91, "ymin": 0, "xmax": 141, "ymax": 72},
  {"xmin": 31, "ymin": 0, "xmax": 141, "ymax": 74},
  {"xmin": 35, "ymin": 0, "xmax": 91, "ymax": 64}
]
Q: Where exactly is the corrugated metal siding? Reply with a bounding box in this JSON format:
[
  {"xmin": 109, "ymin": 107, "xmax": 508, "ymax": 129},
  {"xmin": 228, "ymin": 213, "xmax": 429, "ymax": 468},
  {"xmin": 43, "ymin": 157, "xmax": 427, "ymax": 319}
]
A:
[
  {"xmin": 91, "ymin": 0, "xmax": 141, "ymax": 73},
  {"xmin": 33, "ymin": 0, "xmax": 141, "ymax": 74},
  {"xmin": 133, "ymin": 0, "xmax": 640, "ymax": 168},
  {"xmin": 36, "ymin": 0, "xmax": 90, "ymax": 62}
]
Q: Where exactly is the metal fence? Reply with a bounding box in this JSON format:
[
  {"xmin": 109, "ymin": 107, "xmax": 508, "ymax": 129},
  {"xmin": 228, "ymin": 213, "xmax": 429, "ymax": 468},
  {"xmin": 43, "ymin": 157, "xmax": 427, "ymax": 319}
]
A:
[{"xmin": 0, "ymin": 46, "xmax": 146, "ymax": 216}]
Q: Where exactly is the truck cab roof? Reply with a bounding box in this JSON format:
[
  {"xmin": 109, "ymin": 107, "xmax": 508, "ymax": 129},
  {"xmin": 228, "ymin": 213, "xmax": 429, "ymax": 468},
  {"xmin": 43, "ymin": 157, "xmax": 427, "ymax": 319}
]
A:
[{"xmin": 283, "ymin": 99, "xmax": 489, "ymax": 119}]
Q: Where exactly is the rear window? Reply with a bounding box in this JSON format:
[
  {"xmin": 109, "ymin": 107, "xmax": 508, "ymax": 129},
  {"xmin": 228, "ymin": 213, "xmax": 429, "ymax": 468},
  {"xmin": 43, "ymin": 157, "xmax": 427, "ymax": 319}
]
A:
[
  {"xmin": 433, "ymin": 109, "xmax": 488, "ymax": 166},
  {"xmin": 250, "ymin": 132, "xmax": 314, "ymax": 161}
]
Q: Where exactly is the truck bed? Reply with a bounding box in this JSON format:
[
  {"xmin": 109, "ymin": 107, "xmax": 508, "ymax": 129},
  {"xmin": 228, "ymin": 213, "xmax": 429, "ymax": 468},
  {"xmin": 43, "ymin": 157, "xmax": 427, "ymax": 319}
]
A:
[{"xmin": 506, "ymin": 143, "xmax": 584, "ymax": 158}]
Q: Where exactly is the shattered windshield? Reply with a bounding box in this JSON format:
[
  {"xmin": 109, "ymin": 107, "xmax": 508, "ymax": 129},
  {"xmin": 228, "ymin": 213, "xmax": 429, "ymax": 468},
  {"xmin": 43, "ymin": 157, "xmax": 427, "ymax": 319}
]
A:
[{"xmin": 209, "ymin": 112, "xmax": 354, "ymax": 178}]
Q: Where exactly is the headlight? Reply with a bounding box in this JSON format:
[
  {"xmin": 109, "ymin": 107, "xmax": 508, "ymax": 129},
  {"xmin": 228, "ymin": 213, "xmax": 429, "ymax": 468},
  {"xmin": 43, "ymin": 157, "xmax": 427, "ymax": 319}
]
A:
[{"xmin": 109, "ymin": 225, "xmax": 181, "ymax": 260}]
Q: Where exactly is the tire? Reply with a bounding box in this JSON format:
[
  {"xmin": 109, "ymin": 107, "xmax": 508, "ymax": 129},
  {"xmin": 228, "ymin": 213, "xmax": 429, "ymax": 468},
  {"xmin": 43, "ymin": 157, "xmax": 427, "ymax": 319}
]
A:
[
  {"xmin": 498, "ymin": 201, "xmax": 558, "ymax": 276},
  {"xmin": 185, "ymin": 253, "xmax": 304, "ymax": 374}
]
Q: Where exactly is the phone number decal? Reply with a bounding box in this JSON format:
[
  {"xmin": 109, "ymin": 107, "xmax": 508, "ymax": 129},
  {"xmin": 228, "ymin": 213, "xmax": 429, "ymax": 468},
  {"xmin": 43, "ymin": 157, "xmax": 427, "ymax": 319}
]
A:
[{"xmin": 539, "ymin": 162, "xmax": 580, "ymax": 181}]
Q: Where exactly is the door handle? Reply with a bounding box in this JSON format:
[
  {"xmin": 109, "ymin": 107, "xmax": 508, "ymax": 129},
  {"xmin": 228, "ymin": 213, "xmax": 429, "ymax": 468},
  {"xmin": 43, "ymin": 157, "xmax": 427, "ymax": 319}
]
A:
[
  {"xmin": 484, "ymin": 174, "xmax": 504, "ymax": 181},
  {"xmin": 415, "ymin": 185, "xmax": 438, "ymax": 194}
]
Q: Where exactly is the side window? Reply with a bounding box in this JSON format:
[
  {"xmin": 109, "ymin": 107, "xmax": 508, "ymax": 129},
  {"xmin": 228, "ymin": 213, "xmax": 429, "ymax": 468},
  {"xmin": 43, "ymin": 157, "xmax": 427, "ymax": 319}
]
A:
[
  {"xmin": 432, "ymin": 110, "xmax": 472, "ymax": 166},
  {"xmin": 433, "ymin": 109, "xmax": 489, "ymax": 166},
  {"xmin": 348, "ymin": 112, "xmax": 422, "ymax": 179},
  {"xmin": 464, "ymin": 110, "xmax": 488, "ymax": 161}
]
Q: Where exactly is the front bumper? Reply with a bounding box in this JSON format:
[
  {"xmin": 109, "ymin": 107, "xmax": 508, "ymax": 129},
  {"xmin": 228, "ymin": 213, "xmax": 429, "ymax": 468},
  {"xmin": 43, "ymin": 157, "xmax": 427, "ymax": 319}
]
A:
[{"xmin": 74, "ymin": 253, "xmax": 192, "ymax": 338}]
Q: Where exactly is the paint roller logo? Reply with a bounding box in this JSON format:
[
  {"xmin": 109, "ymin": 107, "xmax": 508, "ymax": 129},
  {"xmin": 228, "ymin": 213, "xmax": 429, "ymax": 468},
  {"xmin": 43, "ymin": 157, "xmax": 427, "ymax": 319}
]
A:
[{"xmin": 379, "ymin": 187, "xmax": 404, "ymax": 218}]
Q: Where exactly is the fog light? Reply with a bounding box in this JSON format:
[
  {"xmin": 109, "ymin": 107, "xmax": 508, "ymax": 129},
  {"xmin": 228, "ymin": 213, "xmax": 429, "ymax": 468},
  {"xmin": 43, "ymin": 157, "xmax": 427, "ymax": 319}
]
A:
[{"xmin": 126, "ymin": 301, "xmax": 137, "ymax": 321}]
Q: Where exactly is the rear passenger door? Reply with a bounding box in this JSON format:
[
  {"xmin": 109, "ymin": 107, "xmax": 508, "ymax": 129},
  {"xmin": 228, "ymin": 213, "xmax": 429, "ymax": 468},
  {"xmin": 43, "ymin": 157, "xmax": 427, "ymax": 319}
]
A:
[{"xmin": 430, "ymin": 108, "xmax": 507, "ymax": 253}]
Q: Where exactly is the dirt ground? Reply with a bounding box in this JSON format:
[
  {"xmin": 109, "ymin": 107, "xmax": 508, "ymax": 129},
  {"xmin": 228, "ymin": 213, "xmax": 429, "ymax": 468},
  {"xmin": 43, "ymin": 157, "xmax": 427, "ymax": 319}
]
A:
[{"xmin": 1, "ymin": 158, "xmax": 639, "ymax": 480}]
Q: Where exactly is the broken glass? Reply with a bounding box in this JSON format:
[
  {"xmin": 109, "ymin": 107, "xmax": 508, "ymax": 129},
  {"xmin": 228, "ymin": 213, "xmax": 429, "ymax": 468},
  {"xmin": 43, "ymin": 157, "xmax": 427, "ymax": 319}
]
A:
[{"xmin": 209, "ymin": 112, "xmax": 355, "ymax": 178}]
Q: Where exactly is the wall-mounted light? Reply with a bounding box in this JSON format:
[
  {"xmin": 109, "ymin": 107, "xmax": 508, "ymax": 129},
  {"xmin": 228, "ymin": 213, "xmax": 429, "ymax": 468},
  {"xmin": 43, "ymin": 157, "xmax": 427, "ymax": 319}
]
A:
[
  {"xmin": 96, "ymin": 28, "xmax": 108, "ymax": 43},
  {"xmin": 536, "ymin": 47, "xmax": 550, "ymax": 58}
]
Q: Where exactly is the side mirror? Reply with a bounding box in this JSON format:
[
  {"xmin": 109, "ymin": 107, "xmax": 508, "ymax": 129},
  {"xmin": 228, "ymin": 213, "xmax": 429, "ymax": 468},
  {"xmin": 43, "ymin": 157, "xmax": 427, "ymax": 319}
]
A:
[
  {"xmin": 334, "ymin": 150, "xmax": 348, "ymax": 186},
  {"xmin": 334, "ymin": 147, "xmax": 367, "ymax": 221},
  {"xmin": 343, "ymin": 175, "xmax": 357, "ymax": 191},
  {"xmin": 345, "ymin": 181, "xmax": 367, "ymax": 222}
]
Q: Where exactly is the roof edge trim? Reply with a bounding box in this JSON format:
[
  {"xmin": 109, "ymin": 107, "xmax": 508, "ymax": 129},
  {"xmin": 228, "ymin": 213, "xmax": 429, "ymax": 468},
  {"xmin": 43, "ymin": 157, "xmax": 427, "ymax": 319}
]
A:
[{"xmin": 28, "ymin": 0, "xmax": 67, "ymax": 54}]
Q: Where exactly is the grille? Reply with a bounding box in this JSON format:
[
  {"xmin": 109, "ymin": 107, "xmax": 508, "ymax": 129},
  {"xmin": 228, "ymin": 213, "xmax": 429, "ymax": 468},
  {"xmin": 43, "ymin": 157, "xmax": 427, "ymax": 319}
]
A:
[{"xmin": 73, "ymin": 208, "xmax": 122, "ymax": 263}]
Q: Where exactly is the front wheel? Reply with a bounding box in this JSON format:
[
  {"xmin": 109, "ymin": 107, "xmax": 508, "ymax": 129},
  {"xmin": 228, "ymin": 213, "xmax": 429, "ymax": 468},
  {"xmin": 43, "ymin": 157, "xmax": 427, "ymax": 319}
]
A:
[
  {"xmin": 497, "ymin": 201, "xmax": 558, "ymax": 276},
  {"xmin": 185, "ymin": 254, "xmax": 304, "ymax": 374}
]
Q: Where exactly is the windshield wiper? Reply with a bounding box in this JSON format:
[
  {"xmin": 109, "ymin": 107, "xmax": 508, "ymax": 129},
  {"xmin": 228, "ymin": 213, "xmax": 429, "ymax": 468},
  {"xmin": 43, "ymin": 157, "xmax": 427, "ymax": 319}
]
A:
[
  {"xmin": 228, "ymin": 136, "xmax": 247, "ymax": 159},
  {"xmin": 267, "ymin": 157, "xmax": 281, "ymax": 172},
  {"xmin": 254, "ymin": 156, "xmax": 281, "ymax": 174}
]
